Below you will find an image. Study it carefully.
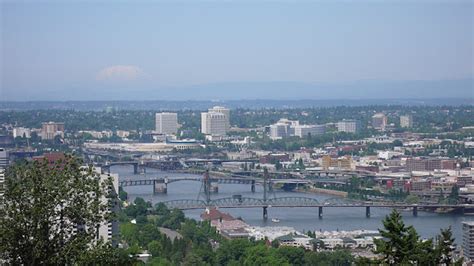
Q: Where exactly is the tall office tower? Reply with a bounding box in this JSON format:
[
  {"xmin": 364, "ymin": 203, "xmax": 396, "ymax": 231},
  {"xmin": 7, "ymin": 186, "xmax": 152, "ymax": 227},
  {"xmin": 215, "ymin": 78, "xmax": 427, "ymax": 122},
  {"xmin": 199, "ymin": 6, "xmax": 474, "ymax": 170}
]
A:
[
  {"xmin": 372, "ymin": 113, "xmax": 387, "ymax": 131},
  {"xmin": 337, "ymin": 120, "xmax": 361, "ymax": 134},
  {"xmin": 400, "ymin": 114, "xmax": 413, "ymax": 128},
  {"xmin": 41, "ymin": 122, "xmax": 65, "ymax": 140},
  {"xmin": 201, "ymin": 112, "xmax": 228, "ymax": 136},
  {"xmin": 208, "ymin": 106, "xmax": 230, "ymax": 129},
  {"xmin": 155, "ymin": 112, "xmax": 178, "ymax": 135},
  {"xmin": 463, "ymin": 221, "xmax": 474, "ymax": 261}
]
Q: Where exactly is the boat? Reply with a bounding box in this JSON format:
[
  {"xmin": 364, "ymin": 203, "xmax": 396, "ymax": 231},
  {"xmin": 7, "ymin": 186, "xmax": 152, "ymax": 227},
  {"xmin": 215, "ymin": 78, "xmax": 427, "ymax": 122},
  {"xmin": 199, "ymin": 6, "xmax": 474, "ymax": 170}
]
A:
[{"xmin": 271, "ymin": 218, "xmax": 280, "ymax": 223}]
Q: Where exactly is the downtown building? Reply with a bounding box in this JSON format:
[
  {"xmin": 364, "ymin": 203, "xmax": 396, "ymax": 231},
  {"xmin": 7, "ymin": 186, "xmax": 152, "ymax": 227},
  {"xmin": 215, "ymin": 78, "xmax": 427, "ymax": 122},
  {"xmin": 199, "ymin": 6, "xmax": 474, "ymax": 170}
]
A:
[
  {"xmin": 337, "ymin": 119, "xmax": 361, "ymax": 134},
  {"xmin": 155, "ymin": 112, "xmax": 178, "ymax": 135},
  {"xmin": 270, "ymin": 119, "xmax": 324, "ymax": 139},
  {"xmin": 12, "ymin": 127, "xmax": 31, "ymax": 138},
  {"xmin": 0, "ymin": 148, "xmax": 7, "ymax": 199},
  {"xmin": 371, "ymin": 113, "xmax": 387, "ymax": 131},
  {"xmin": 41, "ymin": 121, "xmax": 65, "ymax": 140},
  {"xmin": 293, "ymin": 124, "xmax": 326, "ymax": 138},
  {"xmin": 208, "ymin": 106, "xmax": 230, "ymax": 129},
  {"xmin": 400, "ymin": 114, "xmax": 413, "ymax": 128},
  {"xmin": 463, "ymin": 221, "xmax": 474, "ymax": 261},
  {"xmin": 201, "ymin": 109, "xmax": 229, "ymax": 136}
]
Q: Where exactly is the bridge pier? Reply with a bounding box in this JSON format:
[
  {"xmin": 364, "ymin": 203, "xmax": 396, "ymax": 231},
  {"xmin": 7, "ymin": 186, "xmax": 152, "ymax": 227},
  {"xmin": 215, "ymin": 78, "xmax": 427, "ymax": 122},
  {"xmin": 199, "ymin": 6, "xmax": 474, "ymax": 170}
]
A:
[
  {"xmin": 263, "ymin": 206, "xmax": 268, "ymax": 220},
  {"xmin": 133, "ymin": 164, "xmax": 138, "ymax": 174},
  {"xmin": 251, "ymin": 181, "xmax": 255, "ymax": 193},
  {"xmin": 413, "ymin": 206, "xmax": 418, "ymax": 217},
  {"xmin": 318, "ymin": 206, "xmax": 323, "ymax": 219},
  {"xmin": 153, "ymin": 180, "xmax": 167, "ymax": 194},
  {"xmin": 366, "ymin": 206, "xmax": 371, "ymax": 218}
]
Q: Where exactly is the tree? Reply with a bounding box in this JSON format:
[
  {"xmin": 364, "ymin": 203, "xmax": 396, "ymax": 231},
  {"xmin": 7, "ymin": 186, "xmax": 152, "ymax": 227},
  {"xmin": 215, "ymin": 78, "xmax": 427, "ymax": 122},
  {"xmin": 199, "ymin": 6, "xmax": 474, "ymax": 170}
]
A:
[
  {"xmin": 304, "ymin": 250, "xmax": 353, "ymax": 265},
  {"xmin": 0, "ymin": 156, "xmax": 118, "ymax": 265},
  {"xmin": 242, "ymin": 244, "xmax": 290, "ymax": 266},
  {"xmin": 374, "ymin": 210, "xmax": 435, "ymax": 265},
  {"xmin": 434, "ymin": 227, "xmax": 463, "ymax": 265},
  {"xmin": 448, "ymin": 185, "xmax": 459, "ymax": 204},
  {"xmin": 276, "ymin": 246, "xmax": 305, "ymax": 265}
]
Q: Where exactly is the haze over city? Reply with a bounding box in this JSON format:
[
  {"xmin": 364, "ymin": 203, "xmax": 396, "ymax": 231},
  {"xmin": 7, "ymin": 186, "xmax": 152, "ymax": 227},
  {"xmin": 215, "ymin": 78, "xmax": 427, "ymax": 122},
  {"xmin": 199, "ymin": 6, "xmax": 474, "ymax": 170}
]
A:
[{"xmin": 1, "ymin": 0, "xmax": 473, "ymax": 101}]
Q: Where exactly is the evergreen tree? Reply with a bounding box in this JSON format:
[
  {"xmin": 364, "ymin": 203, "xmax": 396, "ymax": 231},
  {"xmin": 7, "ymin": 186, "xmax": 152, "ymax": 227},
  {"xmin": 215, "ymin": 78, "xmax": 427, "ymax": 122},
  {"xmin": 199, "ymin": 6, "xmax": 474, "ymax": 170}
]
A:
[
  {"xmin": 374, "ymin": 210, "xmax": 435, "ymax": 265},
  {"xmin": 434, "ymin": 227, "xmax": 463, "ymax": 265}
]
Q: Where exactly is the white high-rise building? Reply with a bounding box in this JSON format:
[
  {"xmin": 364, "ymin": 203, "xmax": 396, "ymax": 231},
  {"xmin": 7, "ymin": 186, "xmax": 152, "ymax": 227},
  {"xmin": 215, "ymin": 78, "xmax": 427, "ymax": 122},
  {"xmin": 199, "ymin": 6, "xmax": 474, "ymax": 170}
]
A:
[
  {"xmin": 155, "ymin": 112, "xmax": 178, "ymax": 135},
  {"xmin": 337, "ymin": 120, "xmax": 361, "ymax": 134},
  {"xmin": 400, "ymin": 115, "xmax": 413, "ymax": 128},
  {"xmin": 463, "ymin": 221, "xmax": 474, "ymax": 261},
  {"xmin": 294, "ymin": 124, "xmax": 326, "ymax": 137},
  {"xmin": 269, "ymin": 119, "xmax": 299, "ymax": 139},
  {"xmin": 13, "ymin": 127, "xmax": 31, "ymax": 138},
  {"xmin": 201, "ymin": 112, "xmax": 228, "ymax": 136},
  {"xmin": 208, "ymin": 106, "xmax": 230, "ymax": 129}
]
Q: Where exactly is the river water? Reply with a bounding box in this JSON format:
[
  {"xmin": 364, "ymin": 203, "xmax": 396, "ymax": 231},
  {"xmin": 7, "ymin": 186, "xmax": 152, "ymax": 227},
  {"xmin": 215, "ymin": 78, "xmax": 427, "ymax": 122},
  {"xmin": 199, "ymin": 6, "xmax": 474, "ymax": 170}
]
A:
[{"xmin": 113, "ymin": 165, "xmax": 473, "ymax": 242}]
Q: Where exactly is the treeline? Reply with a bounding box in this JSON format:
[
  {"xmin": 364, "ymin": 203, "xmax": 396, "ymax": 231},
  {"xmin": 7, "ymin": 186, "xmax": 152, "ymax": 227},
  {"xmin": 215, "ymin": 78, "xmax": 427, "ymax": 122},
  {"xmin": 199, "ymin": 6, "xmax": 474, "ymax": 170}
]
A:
[{"xmin": 1, "ymin": 105, "xmax": 473, "ymax": 133}]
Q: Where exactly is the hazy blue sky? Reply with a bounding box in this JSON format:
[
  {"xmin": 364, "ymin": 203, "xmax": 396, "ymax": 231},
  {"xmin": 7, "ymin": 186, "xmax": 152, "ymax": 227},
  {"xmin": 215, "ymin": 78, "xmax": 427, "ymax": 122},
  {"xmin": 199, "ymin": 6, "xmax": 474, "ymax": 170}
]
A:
[{"xmin": 1, "ymin": 0, "xmax": 473, "ymax": 100}]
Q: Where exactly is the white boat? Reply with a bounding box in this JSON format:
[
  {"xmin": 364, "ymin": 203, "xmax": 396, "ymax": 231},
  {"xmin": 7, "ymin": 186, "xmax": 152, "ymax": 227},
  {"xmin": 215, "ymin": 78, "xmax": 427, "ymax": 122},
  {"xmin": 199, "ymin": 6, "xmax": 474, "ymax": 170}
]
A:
[{"xmin": 271, "ymin": 218, "xmax": 280, "ymax": 223}]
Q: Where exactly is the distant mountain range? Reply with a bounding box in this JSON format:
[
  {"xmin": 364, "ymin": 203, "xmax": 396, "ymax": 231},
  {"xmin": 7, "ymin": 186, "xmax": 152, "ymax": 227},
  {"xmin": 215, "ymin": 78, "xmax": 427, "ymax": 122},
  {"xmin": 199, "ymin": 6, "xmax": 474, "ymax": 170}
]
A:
[{"xmin": 1, "ymin": 78, "xmax": 472, "ymax": 108}]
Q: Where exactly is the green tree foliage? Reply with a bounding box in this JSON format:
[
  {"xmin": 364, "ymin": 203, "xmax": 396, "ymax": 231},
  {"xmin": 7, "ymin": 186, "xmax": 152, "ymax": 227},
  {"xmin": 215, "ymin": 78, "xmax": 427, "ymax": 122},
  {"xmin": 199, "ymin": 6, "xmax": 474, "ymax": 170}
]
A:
[
  {"xmin": 374, "ymin": 210, "xmax": 461, "ymax": 265},
  {"xmin": 433, "ymin": 227, "xmax": 463, "ymax": 265},
  {"xmin": 216, "ymin": 239, "xmax": 254, "ymax": 265},
  {"xmin": 303, "ymin": 250, "xmax": 353, "ymax": 265},
  {"xmin": 0, "ymin": 156, "xmax": 129, "ymax": 265},
  {"xmin": 241, "ymin": 244, "xmax": 290, "ymax": 266}
]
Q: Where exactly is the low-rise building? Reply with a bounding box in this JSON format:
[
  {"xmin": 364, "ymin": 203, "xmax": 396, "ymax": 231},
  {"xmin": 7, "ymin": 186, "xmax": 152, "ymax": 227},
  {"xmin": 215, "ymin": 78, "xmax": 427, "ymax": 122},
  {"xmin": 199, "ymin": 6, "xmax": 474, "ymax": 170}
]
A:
[{"xmin": 276, "ymin": 233, "xmax": 314, "ymax": 250}]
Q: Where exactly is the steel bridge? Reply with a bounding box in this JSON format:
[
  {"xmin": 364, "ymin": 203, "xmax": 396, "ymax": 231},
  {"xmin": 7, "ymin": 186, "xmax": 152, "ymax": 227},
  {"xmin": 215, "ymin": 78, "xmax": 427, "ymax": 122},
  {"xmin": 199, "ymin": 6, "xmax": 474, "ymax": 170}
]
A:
[
  {"xmin": 156, "ymin": 169, "xmax": 473, "ymax": 219},
  {"xmin": 162, "ymin": 196, "xmax": 473, "ymax": 218},
  {"xmin": 119, "ymin": 175, "xmax": 310, "ymax": 194}
]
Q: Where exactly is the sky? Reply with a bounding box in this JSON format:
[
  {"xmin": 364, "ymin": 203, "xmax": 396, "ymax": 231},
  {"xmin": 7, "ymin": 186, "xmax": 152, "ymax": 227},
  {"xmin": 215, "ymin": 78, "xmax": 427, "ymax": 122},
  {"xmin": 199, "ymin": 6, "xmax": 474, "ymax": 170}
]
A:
[{"xmin": 1, "ymin": 0, "xmax": 473, "ymax": 101}]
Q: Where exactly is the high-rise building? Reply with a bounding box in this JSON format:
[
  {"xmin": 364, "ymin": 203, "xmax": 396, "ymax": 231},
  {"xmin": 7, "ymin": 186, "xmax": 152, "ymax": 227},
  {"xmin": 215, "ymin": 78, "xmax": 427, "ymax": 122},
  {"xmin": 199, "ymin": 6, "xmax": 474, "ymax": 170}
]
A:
[
  {"xmin": 337, "ymin": 120, "xmax": 361, "ymax": 134},
  {"xmin": 269, "ymin": 119, "xmax": 299, "ymax": 139},
  {"xmin": 294, "ymin": 124, "xmax": 326, "ymax": 138},
  {"xmin": 270, "ymin": 124, "xmax": 290, "ymax": 140},
  {"xmin": 0, "ymin": 148, "xmax": 8, "ymax": 168},
  {"xmin": 13, "ymin": 127, "xmax": 31, "ymax": 138},
  {"xmin": 201, "ymin": 112, "xmax": 228, "ymax": 136},
  {"xmin": 400, "ymin": 115, "xmax": 413, "ymax": 128},
  {"xmin": 208, "ymin": 106, "xmax": 230, "ymax": 129},
  {"xmin": 155, "ymin": 112, "xmax": 178, "ymax": 135},
  {"xmin": 463, "ymin": 221, "xmax": 474, "ymax": 261},
  {"xmin": 41, "ymin": 122, "xmax": 65, "ymax": 140},
  {"xmin": 372, "ymin": 113, "xmax": 387, "ymax": 131}
]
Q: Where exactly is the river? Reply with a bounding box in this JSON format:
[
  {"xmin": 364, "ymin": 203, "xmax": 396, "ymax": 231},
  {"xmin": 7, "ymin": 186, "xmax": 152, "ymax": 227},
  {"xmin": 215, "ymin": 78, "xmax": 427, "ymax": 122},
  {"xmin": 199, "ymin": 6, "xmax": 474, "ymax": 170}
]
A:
[{"xmin": 113, "ymin": 165, "xmax": 473, "ymax": 243}]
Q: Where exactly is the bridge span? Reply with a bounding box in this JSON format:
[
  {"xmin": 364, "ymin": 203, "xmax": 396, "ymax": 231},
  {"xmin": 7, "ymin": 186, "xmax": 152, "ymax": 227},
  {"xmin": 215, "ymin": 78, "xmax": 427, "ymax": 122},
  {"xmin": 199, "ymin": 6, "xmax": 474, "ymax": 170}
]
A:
[
  {"xmin": 162, "ymin": 196, "xmax": 474, "ymax": 219},
  {"xmin": 119, "ymin": 176, "xmax": 310, "ymax": 194}
]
